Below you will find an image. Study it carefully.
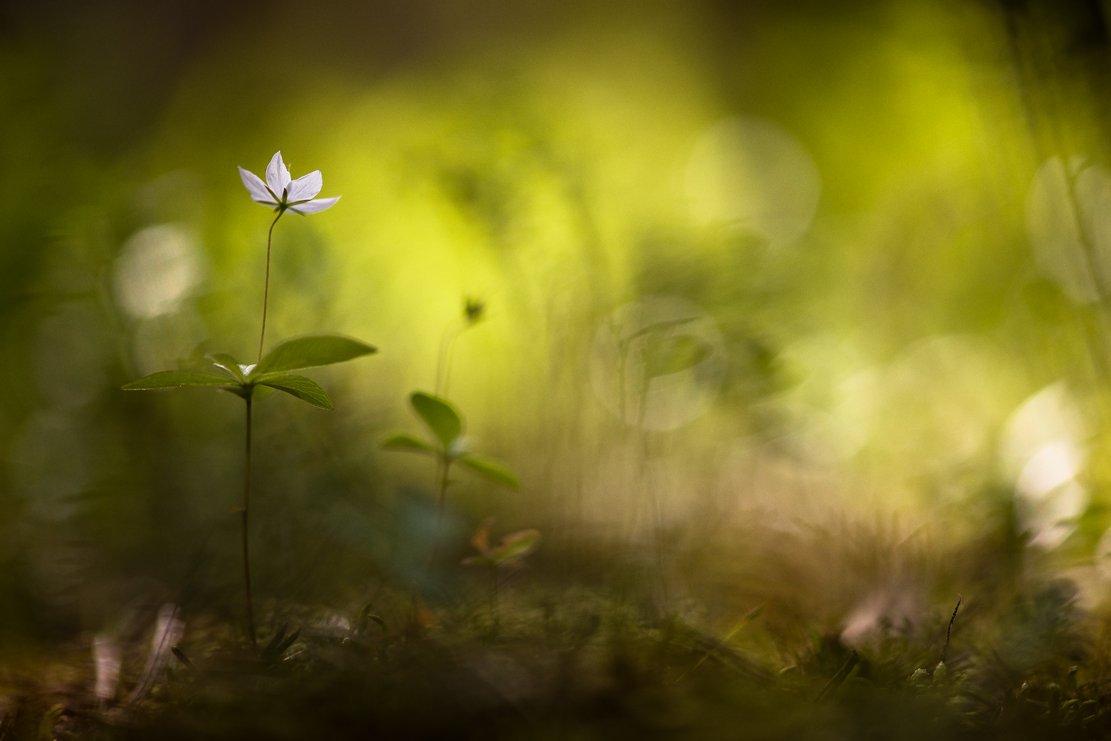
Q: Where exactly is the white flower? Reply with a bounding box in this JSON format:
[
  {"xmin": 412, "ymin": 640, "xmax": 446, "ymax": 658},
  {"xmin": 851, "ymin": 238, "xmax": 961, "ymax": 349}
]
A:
[{"xmin": 238, "ymin": 151, "xmax": 340, "ymax": 215}]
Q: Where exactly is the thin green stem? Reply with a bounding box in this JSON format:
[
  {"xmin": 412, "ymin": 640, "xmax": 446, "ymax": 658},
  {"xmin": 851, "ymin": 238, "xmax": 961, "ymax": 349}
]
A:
[
  {"xmin": 424, "ymin": 454, "xmax": 452, "ymax": 572},
  {"xmin": 257, "ymin": 211, "xmax": 283, "ymax": 363},
  {"xmin": 435, "ymin": 326, "xmax": 462, "ymax": 397},
  {"xmin": 242, "ymin": 394, "xmax": 257, "ymax": 648}
]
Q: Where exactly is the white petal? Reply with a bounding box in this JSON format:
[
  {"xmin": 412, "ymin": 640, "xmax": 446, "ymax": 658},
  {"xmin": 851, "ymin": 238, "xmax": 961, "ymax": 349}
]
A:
[
  {"xmin": 265, "ymin": 151, "xmax": 291, "ymax": 196},
  {"xmin": 238, "ymin": 166, "xmax": 276, "ymax": 205},
  {"xmin": 287, "ymin": 170, "xmax": 323, "ymax": 202},
  {"xmin": 289, "ymin": 195, "xmax": 340, "ymax": 214}
]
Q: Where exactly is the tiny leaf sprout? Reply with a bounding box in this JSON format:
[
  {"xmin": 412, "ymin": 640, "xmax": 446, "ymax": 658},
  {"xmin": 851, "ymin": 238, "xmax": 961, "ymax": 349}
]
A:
[
  {"xmin": 463, "ymin": 519, "xmax": 541, "ymax": 569},
  {"xmin": 463, "ymin": 518, "xmax": 541, "ymax": 628},
  {"xmin": 382, "ymin": 391, "xmax": 519, "ymax": 572},
  {"xmin": 382, "ymin": 392, "xmax": 519, "ymax": 491}
]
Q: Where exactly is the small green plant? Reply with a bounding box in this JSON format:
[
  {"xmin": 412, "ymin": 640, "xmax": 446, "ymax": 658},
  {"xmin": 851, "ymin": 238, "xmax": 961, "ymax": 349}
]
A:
[
  {"xmin": 123, "ymin": 152, "xmax": 374, "ymax": 648},
  {"xmin": 384, "ymin": 297, "xmax": 520, "ymax": 576},
  {"xmin": 462, "ymin": 517, "xmax": 540, "ymax": 626},
  {"xmin": 382, "ymin": 391, "xmax": 518, "ymax": 571}
]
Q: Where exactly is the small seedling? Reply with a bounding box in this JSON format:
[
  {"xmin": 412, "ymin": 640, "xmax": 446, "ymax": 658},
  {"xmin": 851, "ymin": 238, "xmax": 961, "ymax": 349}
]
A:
[
  {"xmin": 382, "ymin": 392, "xmax": 518, "ymax": 571},
  {"xmin": 463, "ymin": 518, "xmax": 541, "ymax": 626}
]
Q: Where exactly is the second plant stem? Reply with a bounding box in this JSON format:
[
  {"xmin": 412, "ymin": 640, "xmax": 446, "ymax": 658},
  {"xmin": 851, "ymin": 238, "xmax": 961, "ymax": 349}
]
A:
[
  {"xmin": 242, "ymin": 394, "xmax": 257, "ymax": 648},
  {"xmin": 424, "ymin": 454, "xmax": 452, "ymax": 573}
]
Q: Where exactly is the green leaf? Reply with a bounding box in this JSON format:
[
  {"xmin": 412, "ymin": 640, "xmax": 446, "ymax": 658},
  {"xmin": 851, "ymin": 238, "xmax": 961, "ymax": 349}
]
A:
[
  {"xmin": 207, "ymin": 353, "xmax": 248, "ymax": 382},
  {"xmin": 486, "ymin": 529, "xmax": 541, "ymax": 566},
  {"xmin": 123, "ymin": 370, "xmax": 238, "ymax": 391},
  {"xmin": 642, "ymin": 333, "xmax": 714, "ymax": 378},
  {"xmin": 623, "ymin": 316, "xmax": 698, "ymax": 346},
  {"xmin": 256, "ymin": 373, "xmax": 333, "ymax": 409},
  {"xmin": 456, "ymin": 454, "xmax": 519, "ymax": 489},
  {"xmin": 410, "ymin": 392, "xmax": 463, "ymax": 449},
  {"xmin": 381, "ymin": 433, "xmax": 437, "ymax": 454},
  {"xmin": 256, "ymin": 335, "xmax": 376, "ymax": 375}
]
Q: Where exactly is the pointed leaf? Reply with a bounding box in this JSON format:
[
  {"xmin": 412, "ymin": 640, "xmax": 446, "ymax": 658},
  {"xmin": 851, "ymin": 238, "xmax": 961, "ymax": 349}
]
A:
[
  {"xmin": 381, "ymin": 433, "xmax": 437, "ymax": 455},
  {"xmin": 123, "ymin": 370, "xmax": 238, "ymax": 391},
  {"xmin": 256, "ymin": 335, "xmax": 376, "ymax": 375},
  {"xmin": 456, "ymin": 454, "xmax": 519, "ymax": 489},
  {"xmin": 207, "ymin": 353, "xmax": 248, "ymax": 382},
  {"xmin": 642, "ymin": 333, "xmax": 714, "ymax": 379},
  {"xmin": 623, "ymin": 316, "xmax": 698, "ymax": 345},
  {"xmin": 257, "ymin": 373, "xmax": 333, "ymax": 409},
  {"xmin": 486, "ymin": 529, "xmax": 541, "ymax": 566},
  {"xmin": 410, "ymin": 392, "xmax": 463, "ymax": 449}
]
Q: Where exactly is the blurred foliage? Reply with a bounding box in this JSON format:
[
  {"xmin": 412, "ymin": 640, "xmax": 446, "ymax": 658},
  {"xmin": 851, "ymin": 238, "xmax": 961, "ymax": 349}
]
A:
[{"xmin": 5, "ymin": 0, "xmax": 1111, "ymax": 736}]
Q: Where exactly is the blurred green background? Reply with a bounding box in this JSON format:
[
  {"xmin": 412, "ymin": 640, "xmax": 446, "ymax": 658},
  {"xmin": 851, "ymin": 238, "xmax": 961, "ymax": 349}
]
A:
[{"xmin": 3, "ymin": 0, "xmax": 1111, "ymax": 655}]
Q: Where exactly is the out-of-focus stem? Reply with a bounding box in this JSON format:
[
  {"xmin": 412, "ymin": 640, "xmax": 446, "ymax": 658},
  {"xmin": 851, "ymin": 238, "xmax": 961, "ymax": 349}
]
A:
[{"xmin": 424, "ymin": 454, "xmax": 452, "ymax": 573}]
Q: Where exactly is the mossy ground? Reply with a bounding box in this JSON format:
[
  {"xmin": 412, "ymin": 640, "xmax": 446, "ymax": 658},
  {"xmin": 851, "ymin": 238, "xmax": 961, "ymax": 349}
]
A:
[{"xmin": 4, "ymin": 537, "xmax": 1110, "ymax": 740}]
